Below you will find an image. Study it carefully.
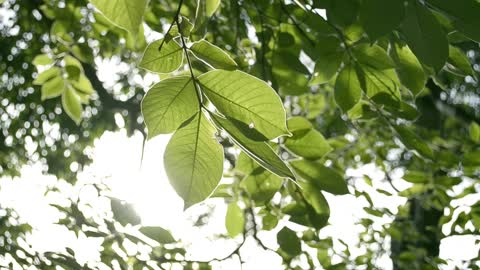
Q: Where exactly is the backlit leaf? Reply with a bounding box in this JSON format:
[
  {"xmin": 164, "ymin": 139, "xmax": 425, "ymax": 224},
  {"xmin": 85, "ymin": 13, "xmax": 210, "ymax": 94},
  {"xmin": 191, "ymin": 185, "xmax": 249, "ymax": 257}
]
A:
[
  {"xmin": 90, "ymin": 0, "xmax": 147, "ymax": 34},
  {"xmin": 140, "ymin": 39, "xmax": 183, "ymax": 73},
  {"xmin": 225, "ymin": 203, "xmax": 244, "ymax": 237},
  {"xmin": 190, "ymin": 40, "xmax": 237, "ymax": 70},
  {"xmin": 290, "ymin": 160, "xmax": 348, "ymax": 195}
]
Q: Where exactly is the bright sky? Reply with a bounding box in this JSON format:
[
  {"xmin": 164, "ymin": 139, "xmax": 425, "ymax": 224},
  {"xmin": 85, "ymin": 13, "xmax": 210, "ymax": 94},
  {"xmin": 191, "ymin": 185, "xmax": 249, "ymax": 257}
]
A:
[{"xmin": 1, "ymin": 128, "xmax": 479, "ymax": 269}]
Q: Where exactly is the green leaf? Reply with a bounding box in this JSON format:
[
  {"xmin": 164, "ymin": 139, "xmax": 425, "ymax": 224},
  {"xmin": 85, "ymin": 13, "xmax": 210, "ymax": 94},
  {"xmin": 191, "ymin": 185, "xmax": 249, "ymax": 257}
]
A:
[
  {"xmin": 262, "ymin": 213, "xmax": 278, "ymax": 231},
  {"xmin": 284, "ymin": 118, "xmax": 332, "ymax": 160},
  {"xmin": 211, "ymin": 114, "xmax": 295, "ymax": 179},
  {"xmin": 360, "ymin": 0, "xmax": 405, "ymax": 40},
  {"xmin": 286, "ymin": 116, "xmax": 312, "ymax": 132},
  {"xmin": 139, "ymin": 39, "xmax": 183, "ymax": 73},
  {"xmin": 353, "ymin": 44, "xmax": 395, "ymax": 70},
  {"xmin": 62, "ymin": 87, "xmax": 82, "ymax": 124},
  {"xmin": 139, "ymin": 226, "xmax": 175, "ymax": 244},
  {"xmin": 70, "ymin": 74, "xmax": 94, "ymax": 95},
  {"xmin": 334, "ymin": 63, "xmax": 362, "ymax": 112},
  {"xmin": 403, "ymin": 171, "xmax": 431, "ymax": 184},
  {"xmin": 240, "ymin": 166, "xmax": 283, "ymax": 204},
  {"xmin": 426, "ymin": 0, "xmax": 480, "ymax": 42},
  {"xmin": 390, "ymin": 43, "xmax": 426, "ymax": 96},
  {"xmin": 190, "ymin": 40, "xmax": 237, "ymax": 70},
  {"xmin": 34, "ymin": 67, "xmax": 61, "ymax": 85},
  {"xmin": 142, "ymin": 76, "xmax": 199, "ymax": 138},
  {"xmin": 290, "ymin": 160, "xmax": 348, "ymax": 195},
  {"xmin": 393, "ymin": 125, "xmax": 434, "ymax": 159},
  {"xmin": 299, "ymin": 181, "xmax": 330, "ymax": 220},
  {"xmin": 225, "ymin": 203, "xmax": 244, "ymax": 237},
  {"xmin": 400, "ymin": 1, "xmax": 448, "ymax": 71},
  {"xmin": 111, "ymin": 198, "xmax": 141, "ymax": 226},
  {"xmin": 447, "ymin": 45, "xmax": 474, "ymax": 76},
  {"xmin": 164, "ymin": 112, "xmax": 224, "ymax": 208},
  {"xmin": 470, "ymin": 122, "xmax": 480, "ymax": 143},
  {"xmin": 309, "ymin": 37, "xmax": 344, "ymax": 85},
  {"xmin": 357, "ymin": 65, "xmax": 401, "ymax": 100},
  {"xmin": 41, "ymin": 76, "xmax": 65, "ymax": 100},
  {"xmin": 277, "ymin": 227, "xmax": 301, "ymax": 257},
  {"xmin": 206, "ymin": 0, "xmax": 221, "ymax": 17},
  {"xmin": 89, "ymin": 0, "xmax": 147, "ymax": 34},
  {"xmin": 199, "ymin": 70, "xmax": 289, "ymax": 139},
  {"xmin": 33, "ymin": 54, "xmax": 53, "ymax": 66}
]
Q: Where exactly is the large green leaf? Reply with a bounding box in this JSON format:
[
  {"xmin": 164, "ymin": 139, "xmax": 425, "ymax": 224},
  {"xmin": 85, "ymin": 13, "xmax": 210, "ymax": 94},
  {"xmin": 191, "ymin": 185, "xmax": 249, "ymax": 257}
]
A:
[
  {"xmin": 334, "ymin": 63, "xmax": 362, "ymax": 112},
  {"xmin": 142, "ymin": 76, "xmax": 199, "ymax": 138},
  {"xmin": 139, "ymin": 226, "xmax": 175, "ymax": 244},
  {"xmin": 164, "ymin": 112, "xmax": 224, "ymax": 208},
  {"xmin": 190, "ymin": 40, "xmax": 237, "ymax": 70},
  {"xmin": 427, "ymin": 0, "xmax": 480, "ymax": 42},
  {"xmin": 139, "ymin": 39, "xmax": 183, "ymax": 73},
  {"xmin": 90, "ymin": 0, "xmax": 147, "ymax": 34},
  {"xmin": 390, "ymin": 43, "xmax": 426, "ymax": 96},
  {"xmin": 277, "ymin": 227, "xmax": 301, "ymax": 257},
  {"xmin": 290, "ymin": 160, "xmax": 348, "ymax": 195},
  {"xmin": 284, "ymin": 117, "xmax": 332, "ymax": 160},
  {"xmin": 199, "ymin": 70, "xmax": 289, "ymax": 139},
  {"xmin": 225, "ymin": 202, "xmax": 244, "ymax": 237},
  {"xmin": 400, "ymin": 1, "xmax": 448, "ymax": 71},
  {"xmin": 61, "ymin": 87, "xmax": 82, "ymax": 124},
  {"xmin": 360, "ymin": 0, "xmax": 405, "ymax": 40},
  {"xmin": 357, "ymin": 65, "xmax": 401, "ymax": 100}
]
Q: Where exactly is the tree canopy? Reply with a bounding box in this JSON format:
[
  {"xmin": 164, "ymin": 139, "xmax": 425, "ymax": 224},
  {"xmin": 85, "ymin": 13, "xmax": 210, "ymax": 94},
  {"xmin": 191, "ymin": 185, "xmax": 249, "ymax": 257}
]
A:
[{"xmin": 1, "ymin": 0, "xmax": 480, "ymax": 269}]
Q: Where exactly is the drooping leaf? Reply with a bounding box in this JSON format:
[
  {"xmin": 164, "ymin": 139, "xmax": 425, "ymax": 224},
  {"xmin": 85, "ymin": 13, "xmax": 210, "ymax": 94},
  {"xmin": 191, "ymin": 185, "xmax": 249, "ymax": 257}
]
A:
[
  {"xmin": 89, "ymin": 0, "xmax": 147, "ymax": 34},
  {"xmin": 199, "ymin": 70, "xmax": 289, "ymax": 139},
  {"xmin": 447, "ymin": 45, "xmax": 474, "ymax": 76},
  {"xmin": 290, "ymin": 160, "xmax": 348, "ymax": 195},
  {"xmin": 139, "ymin": 226, "xmax": 175, "ymax": 244},
  {"xmin": 360, "ymin": 0, "xmax": 405, "ymax": 40},
  {"xmin": 277, "ymin": 226, "xmax": 301, "ymax": 257},
  {"xmin": 299, "ymin": 181, "xmax": 330, "ymax": 221},
  {"xmin": 111, "ymin": 198, "xmax": 141, "ymax": 226},
  {"xmin": 206, "ymin": 0, "xmax": 221, "ymax": 17},
  {"xmin": 400, "ymin": 1, "xmax": 449, "ymax": 71},
  {"xmin": 357, "ymin": 65, "xmax": 401, "ymax": 100},
  {"xmin": 225, "ymin": 202, "xmax": 244, "ymax": 237},
  {"xmin": 426, "ymin": 0, "xmax": 480, "ymax": 42},
  {"xmin": 211, "ymin": 114, "xmax": 295, "ymax": 179},
  {"xmin": 61, "ymin": 87, "xmax": 82, "ymax": 124},
  {"xmin": 139, "ymin": 39, "xmax": 183, "ymax": 73},
  {"xmin": 240, "ymin": 166, "xmax": 283, "ymax": 204},
  {"xmin": 142, "ymin": 76, "xmax": 199, "ymax": 138},
  {"xmin": 334, "ymin": 63, "xmax": 362, "ymax": 112},
  {"xmin": 164, "ymin": 112, "xmax": 224, "ymax": 208},
  {"xmin": 393, "ymin": 125, "xmax": 434, "ymax": 159},
  {"xmin": 190, "ymin": 40, "xmax": 237, "ymax": 70},
  {"xmin": 390, "ymin": 43, "xmax": 426, "ymax": 96}
]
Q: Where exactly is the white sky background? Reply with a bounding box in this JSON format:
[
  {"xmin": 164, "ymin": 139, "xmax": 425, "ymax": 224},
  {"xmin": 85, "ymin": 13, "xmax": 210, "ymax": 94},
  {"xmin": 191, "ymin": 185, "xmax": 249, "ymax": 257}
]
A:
[{"xmin": 1, "ymin": 129, "xmax": 479, "ymax": 269}]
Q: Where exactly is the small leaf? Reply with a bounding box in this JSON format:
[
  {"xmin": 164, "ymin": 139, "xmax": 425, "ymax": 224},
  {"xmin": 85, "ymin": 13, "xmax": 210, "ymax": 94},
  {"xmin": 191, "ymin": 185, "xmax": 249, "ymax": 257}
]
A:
[
  {"xmin": 400, "ymin": 1, "xmax": 448, "ymax": 71},
  {"xmin": 262, "ymin": 213, "xmax": 278, "ymax": 230},
  {"xmin": 89, "ymin": 0, "xmax": 147, "ymax": 34},
  {"xmin": 70, "ymin": 74, "xmax": 94, "ymax": 95},
  {"xmin": 206, "ymin": 0, "xmax": 221, "ymax": 16},
  {"xmin": 211, "ymin": 114, "xmax": 295, "ymax": 179},
  {"xmin": 447, "ymin": 45, "xmax": 474, "ymax": 76},
  {"xmin": 139, "ymin": 226, "xmax": 175, "ymax": 244},
  {"xmin": 353, "ymin": 44, "xmax": 395, "ymax": 70},
  {"xmin": 139, "ymin": 39, "xmax": 183, "ymax": 73},
  {"xmin": 199, "ymin": 70, "xmax": 289, "ymax": 139},
  {"xmin": 290, "ymin": 160, "xmax": 348, "ymax": 195},
  {"xmin": 190, "ymin": 40, "xmax": 237, "ymax": 70},
  {"xmin": 284, "ymin": 118, "xmax": 332, "ymax": 160},
  {"xmin": 240, "ymin": 166, "xmax": 283, "ymax": 204},
  {"xmin": 41, "ymin": 76, "xmax": 65, "ymax": 100},
  {"xmin": 142, "ymin": 76, "xmax": 199, "ymax": 138},
  {"xmin": 34, "ymin": 67, "xmax": 61, "ymax": 85},
  {"xmin": 334, "ymin": 63, "xmax": 362, "ymax": 112},
  {"xmin": 111, "ymin": 198, "xmax": 141, "ymax": 226},
  {"xmin": 390, "ymin": 43, "xmax": 426, "ymax": 96},
  {"xmin": 62, "ymin": 87, "xmax": 82, "ymax": 124},
  {"xmin": 393, "ymin": 125, "xmax": 434, "ymax": 159},
  {"xmin": 360, "ymin": 0, "xmax": 405, "ymax": 40},
  {"xmin": 299, "ymin": 181, "xmax": 330, "ymax": 220},
  {"xmin": 470, "ymin": 122, "xmax": 480, "ymax": 143},
  {"xmin": 225, "ymin": 203, "xmax": 244, "ymax": 237},
  {"xmin": 277, "ymin": 227, "xmax": 301, "ymax": 257},
  {"xmin": 33, "ymin": 54, "xmax": 53, "ymax": 66},
  {"xmin": 286, "ymin": 116, "xmax": 313, "ymax": 132},
  {"xmin": 164, "ymin": 112, "xmax": 224, "ymax": 209}
]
